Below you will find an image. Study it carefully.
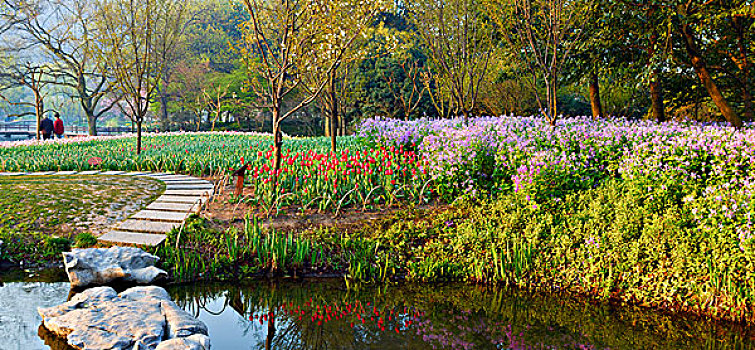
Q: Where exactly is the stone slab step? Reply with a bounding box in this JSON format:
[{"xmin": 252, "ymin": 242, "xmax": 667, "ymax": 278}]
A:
[
  {"xmin": 125, "ymin": 172, "xmax": 149, "ymax": 176},
  {"xmin": 131, "ymin": 210, "xmax": 188, "ymax": 223},
  {"xmin": 157, "ymin": 175, "xmax": 195, "ymax": 181},
  {"xmin": 159, "ymin": 178, "xmax": 209, "ymax": 183},
  {"xmin": 52, "ymin": 171, "xmax": 78, "ymax": 175},
  {"xmin": 154, "ymin": 195, "xmax": 204, "ymax": 204},
  {"xmin": 0, "ymin": 172, "xmax": 27, "ymax": 176},
  {"xmin": 163, "ymin": 189, "xmax": 213, "ymax": 197},
  {"xmin": 101, "ymin": 170, "xmax": 126, "ymax": 175},
  {"xmin": 165, "ymin": 184, "xmax": 214, "ymax": 190},
  {"xmin": 98, "ymin": 231, "xmax": 167, "ymax": 246},
  {"xmin": 118, "ymin": 219, "xmax": 179, "ymax": 234},
  {"xmin": 77, "ymin": 170, "xmax": 101, "ymax": 175},
  {"xmin": 144, "ymin": 173, "xmax": 173, "ymax": 177},
  {"xmin": 146, "ymin": 202, "xmax": 199, "ymax": 213},
  {"xmin": 28, "ymin": 171, "xmax": 56, "ymax": 175},
  {"xmin": 161, "ymin": 180, "xmax": 212, "ymax": 186}
]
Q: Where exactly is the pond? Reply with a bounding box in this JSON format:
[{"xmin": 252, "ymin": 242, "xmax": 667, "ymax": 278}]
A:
[{"xmin": 1, "ymin": 270, "xmax": 754, "ymax": 350}]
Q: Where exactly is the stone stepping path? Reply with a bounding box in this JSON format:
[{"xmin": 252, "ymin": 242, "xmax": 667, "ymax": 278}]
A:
[
  {"xmin": 146, "ymin": 202, "xmax": 200, "ymax": 213},
  {"xmin": 0, "ymin": 171, "xmax": 214, "ymax": 246}
]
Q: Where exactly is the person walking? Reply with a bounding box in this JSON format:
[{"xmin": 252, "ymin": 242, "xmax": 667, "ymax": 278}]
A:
[
  {"xmin": 40, "ymin": 115, "xmax": 54, "ymax": 140},
  {"xmin": 53, "ymin": 112, "xmax": 64, "ymax": 139}
]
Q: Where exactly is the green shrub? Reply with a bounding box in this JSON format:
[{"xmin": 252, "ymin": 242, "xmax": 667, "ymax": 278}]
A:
[
  {"xmin": 42, "ymin": 236, "xmax": 71, "ymax": 257},
  {"xmin": 74, "ymin": 232, "xmax": 98, "ymax": 248}
]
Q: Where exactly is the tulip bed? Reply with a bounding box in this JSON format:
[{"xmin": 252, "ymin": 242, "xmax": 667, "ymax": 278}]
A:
[{"xmin": 0, "ymin": 131, "xmax": 431, "ymax": 212}]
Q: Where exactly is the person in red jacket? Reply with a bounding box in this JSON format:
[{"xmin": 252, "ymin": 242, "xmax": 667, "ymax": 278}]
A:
[{"xmin": 53, "ymin": 112, "xmax": 64, "ymax": 139}]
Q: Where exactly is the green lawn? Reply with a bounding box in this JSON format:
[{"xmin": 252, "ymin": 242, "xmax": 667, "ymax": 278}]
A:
[
  {"xmin": 0, "ymin": 175, "xmax": 164, "ymax": 236},
  {"xmin": 0, "ymin": 175, "xmax": 164, "ymax": 266}
]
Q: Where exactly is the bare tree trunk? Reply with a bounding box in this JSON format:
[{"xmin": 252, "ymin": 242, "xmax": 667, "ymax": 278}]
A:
[
  {"xmin": 88, "ymin": 116, "xmax": 98, "ymax": 136},
  {"xmin": 589, "ymin": 72, "xmax": 603, "ymax": 119},
  {"xmin": 545, "ymin": 74, "xmax": 557, "ymax": 126},
  {"xmin": 211, "ymin": 110, "xmax": 218, "ymax": 132},
  {"xmin": 272, "ymin": 111, "xmax": 283, "ymax": 172},
  {"xmin": 649, "ymin": 69, "xmax": 665, "ymax": 123},
  {"xmin": 34, "ymin": 91, "xmax": 43, "ymax": 140},
  {"xmin": 159, "ymin": 92, "xmax": 169, "ymax": 131},
  {"xmin": 136, "ymin": 119, "xmax": 142, "ymax": 155},
  {"xmin": 329, "ymin": 73, "xmax": 338, "ymax": 153},
  {"xmin": 681, "ymin": 24, "xmax": 742, "ymax": 128},
  {"xmin": 551, "ymin": 78, "xmax": 557, "ymax": 125},
  {"xmin": 81, "ymin": 94, "xmax": 98, "ymax": 136}
]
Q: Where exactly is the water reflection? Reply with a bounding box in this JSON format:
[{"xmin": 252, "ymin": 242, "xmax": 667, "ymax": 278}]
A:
[
  {"xmin": 168, "ymin": 280, "xmax": 755, "ymax": 350},
  {"xmin": 1, "ymin": 271, "xmax": 753, "ymax": 350},
  {"xmin": 0, "ymin": 280, "xmax": 70, "ymax": 350}
]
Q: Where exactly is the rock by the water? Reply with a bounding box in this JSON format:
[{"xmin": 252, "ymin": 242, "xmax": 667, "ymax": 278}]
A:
[
  {"xmin": 38, "ymin": 286, "xmax": 209, "ymax": 350},
  {"xmin": 155, "ymin": 334, "xmax": 211, "ymax": 350},
  {"xmin": 63, "ymin": 247, "xmax": 167, "ymax": 288}
]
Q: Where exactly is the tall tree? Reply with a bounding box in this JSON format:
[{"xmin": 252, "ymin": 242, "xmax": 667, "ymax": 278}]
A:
[
  {"xmin": 0, "ymin": 62, "xmax": 51, "ymax": 138},
  {"xmin": 305, "ymin": 16, "xmax": 396, "ymax": 152},
  {"xmin": 93, "ymin": 0, "xmax": 188, "ymax": 154},
  {"xmin": 715, "ymin": 6, "xmax": 754, "ymax": 121},
  {"xmin": 673, "ymin": 1, "xmax": 748, "ymax": 128},
  {"xmin": 152, "ymin": 0, "xmax": 207, "ymax": 132},
  {"xmin": 407, "ymin": 0, "xmax": 495, "ymax": 122},
  {"xmin": 240, "ymin": 0, "xmax": 388, "ymax": 173},
  {"xmin": 9, "ymin": 0, "xmax": 121, "ymax": 135},
  {"xmin": 487, "ymin": 0, "xmax": 593, "ymax": 126},
  {"xmin": 382, "ymin": 55, "xmax": 428, "ymax": 121}
]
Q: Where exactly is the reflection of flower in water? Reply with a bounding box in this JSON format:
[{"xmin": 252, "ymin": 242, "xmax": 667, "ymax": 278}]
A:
[
  {"xmin": 413, "ymin": 308, "xmax": 608, "ymax": 350},
  {"xmin": 247, "ymin": 298, "xmax": 426, "ymax": 334}
]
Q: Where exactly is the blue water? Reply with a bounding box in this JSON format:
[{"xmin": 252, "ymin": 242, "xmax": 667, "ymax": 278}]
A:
[{"xmin": 1, "ymin": 271, "xmax": 754, "ymax": 350}]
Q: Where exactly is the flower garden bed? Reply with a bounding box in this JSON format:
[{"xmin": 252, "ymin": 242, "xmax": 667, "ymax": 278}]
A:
[{"xmin": 2, "ymin": 118, "xmax": 754, "ymax": 323}]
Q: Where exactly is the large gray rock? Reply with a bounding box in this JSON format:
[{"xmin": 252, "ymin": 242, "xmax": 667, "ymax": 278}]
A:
[
  {"xmin": 38, "ymin": 286, "xmax": 210, "ymax": 350},
  {"xmin": 63, "ymin": 247, "xmax": 168, "ymax": 288},
  {"xmin": 155, "ymin": 335, "xmax": 211, "ymax": 350}
]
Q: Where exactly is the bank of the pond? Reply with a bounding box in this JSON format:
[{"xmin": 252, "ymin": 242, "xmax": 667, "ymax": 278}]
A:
[{"xmin": 153, "ymin": 176, "xmax": 755, "ymax": 327}]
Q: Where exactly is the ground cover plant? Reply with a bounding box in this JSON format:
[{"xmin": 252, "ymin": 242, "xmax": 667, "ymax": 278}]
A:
[{"xmin": 0, "ymin": 175, "xmax": 163, "ymax": 265}]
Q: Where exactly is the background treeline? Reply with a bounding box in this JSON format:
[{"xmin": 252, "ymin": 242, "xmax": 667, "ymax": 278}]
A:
[{"xmin": 0, "ymin": 0, "xmax": 752, "ymax": 136}]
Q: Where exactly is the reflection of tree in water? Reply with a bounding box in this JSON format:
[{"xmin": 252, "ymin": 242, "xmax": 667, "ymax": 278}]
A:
[
  {"xmin": 168, "ymin": 281, "xmax": 755, "ymax": 350},
  {"xmin": 171, "ymin": 281, "xmax": 430, "ymax": 349}
]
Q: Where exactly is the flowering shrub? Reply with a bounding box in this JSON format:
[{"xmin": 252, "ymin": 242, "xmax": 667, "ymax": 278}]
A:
[
  {"xmin": 358, "ymin": 116, "xmax": 755, "ymax": 213},
  {"xmin": 356, "ymin": 115, "xmax": 755, "ymax": 322}
]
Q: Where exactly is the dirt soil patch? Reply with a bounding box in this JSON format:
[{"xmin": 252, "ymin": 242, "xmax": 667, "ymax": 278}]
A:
[{"xmin": 200, "ymin": 177, "xmax": 444, "ymax": 234}]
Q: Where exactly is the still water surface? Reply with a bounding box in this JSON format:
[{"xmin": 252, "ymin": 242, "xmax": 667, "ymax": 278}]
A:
[{"xmin": 1, "ymin": 270, "xmax": 753, "ymax": 350}]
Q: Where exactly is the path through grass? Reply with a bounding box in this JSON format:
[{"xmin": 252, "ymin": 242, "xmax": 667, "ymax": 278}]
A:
[{"xmin": 0, "ymin": 175, "xmax": 164, "ymax": 236}]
